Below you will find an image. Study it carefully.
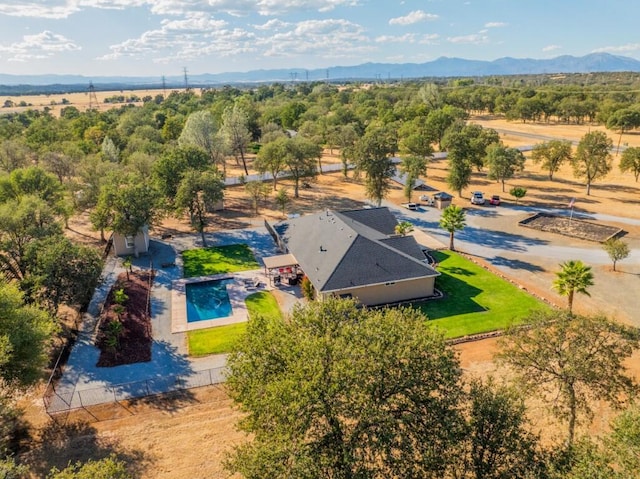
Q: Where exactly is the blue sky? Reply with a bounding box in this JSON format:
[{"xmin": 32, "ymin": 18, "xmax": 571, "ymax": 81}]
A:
[{"xmin": 0, "ymin": 0, "xmax": 639, "ymax": 77}]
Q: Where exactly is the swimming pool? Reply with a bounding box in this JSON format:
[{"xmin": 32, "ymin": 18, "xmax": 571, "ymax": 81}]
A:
[{"xmin": 185, "ymin": 278, "xmax": 233, "ymax": 322}]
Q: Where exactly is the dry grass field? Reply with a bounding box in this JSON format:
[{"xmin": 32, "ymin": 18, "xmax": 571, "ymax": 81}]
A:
[
  {"xmin": 12, "ymin": 98, "xmax": 640, "ymax": 478},
  {"xmin": 1, "ymin": 88, "xmax": 170, "ymax": 117}
]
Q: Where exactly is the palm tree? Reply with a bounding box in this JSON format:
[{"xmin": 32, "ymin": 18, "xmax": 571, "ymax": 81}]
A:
[
  {"xmin": 394, "ymin": 221, "xmax": 414, "ymax": 236},
  {"xmin": 439, "ymin": 205, "xmax": 466, "ymax": 251},
  {"xmin": 552, "ymin": 260, "xmax": 594, "ymax": 314}
]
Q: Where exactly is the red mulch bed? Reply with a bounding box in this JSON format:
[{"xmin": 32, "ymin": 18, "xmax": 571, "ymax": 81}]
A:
[{"xmin": 96, "ymin": 270, "xmax": 155, "ymax": 367}]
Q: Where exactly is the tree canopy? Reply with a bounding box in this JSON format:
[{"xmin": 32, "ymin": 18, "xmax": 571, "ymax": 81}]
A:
[
  {"xmin": 226, "ymin": 298, "xmax": 465, "ymax": 479},
  {"xmin": 498, "ymin": 310, "xmax": 639, "ymax": 447},
  {"xmin": 572, "ymin": 131, "xmax": 613, "ymax": 195},
  {"xmin": 0, "ymin": 279, "xmax": 54, "ymax": 386}
]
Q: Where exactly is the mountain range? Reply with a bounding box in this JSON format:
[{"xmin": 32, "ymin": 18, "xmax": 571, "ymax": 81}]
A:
[{"xmin": 1, "ymin": 53, "xmax": 640, "ymax": 88}]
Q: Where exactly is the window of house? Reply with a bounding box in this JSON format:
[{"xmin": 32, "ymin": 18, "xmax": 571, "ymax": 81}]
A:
[{"xmin": 125, "ymin": 236, "xmax": 135, "ymax": 248}]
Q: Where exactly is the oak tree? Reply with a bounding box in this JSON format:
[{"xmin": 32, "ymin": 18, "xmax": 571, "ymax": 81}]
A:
[{"xmin": 226, "ymin": 298, "xmax": 465, "ymax": 479}]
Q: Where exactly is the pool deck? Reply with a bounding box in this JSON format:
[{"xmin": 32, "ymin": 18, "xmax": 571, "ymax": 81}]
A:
[{"xmin": 171, "ymin": 271, "xmax": 268, "ymax": 332}]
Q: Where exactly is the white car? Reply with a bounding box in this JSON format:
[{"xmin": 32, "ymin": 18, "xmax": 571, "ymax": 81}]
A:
[
  {"xmin": 419, "ymin": 194, "xmax": 435, "ymax": 206},
  {"xmin": 403, "ymin": 202, "xmax": 419, "ymax": 210},
  {"xmin": 470, "ymin": 192, "xmax": 485, "ymax": 205}
]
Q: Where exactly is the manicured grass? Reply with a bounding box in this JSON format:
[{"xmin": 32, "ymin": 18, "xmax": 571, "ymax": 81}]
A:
[
  {"xmin": 188, "ymin": 322, "xmax": 247, "ymax": 357},
  {"xmin": 413, "ymin": 250, "xmax": 549, "ymax": 338},
  {"xmin": 187, "ymin": 291, "xmax": 282, "ymax": 356},
  {"xmin": 182, "ymin": 244, "xmax": 260, "ymax": 278}
]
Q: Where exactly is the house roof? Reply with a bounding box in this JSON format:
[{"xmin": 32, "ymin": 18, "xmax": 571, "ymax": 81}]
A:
[
  {"xmin": 390, "ymin": 169, "xmax": 427, "ymax": 190},
  {"xmin": 273, "ymin": 207, "xmax": 439, "ymax": 293}
]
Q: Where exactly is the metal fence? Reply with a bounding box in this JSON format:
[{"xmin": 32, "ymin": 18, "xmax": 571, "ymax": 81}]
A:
[{"xmin": 43, "ymin": 366, "xmax": 227, "ymax": 421}]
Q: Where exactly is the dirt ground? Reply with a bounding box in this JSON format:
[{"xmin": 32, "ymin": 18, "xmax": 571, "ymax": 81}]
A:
[{"xmin": 18, "ymin": 116, "xmax": 640, "ymax": 478}]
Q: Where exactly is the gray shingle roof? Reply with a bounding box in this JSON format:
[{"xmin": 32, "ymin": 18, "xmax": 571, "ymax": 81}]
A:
[{"xmin": 273, "ymin": 207, "xmax": 438, "ymax": 293}]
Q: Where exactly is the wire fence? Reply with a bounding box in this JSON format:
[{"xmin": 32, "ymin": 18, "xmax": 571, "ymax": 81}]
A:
[{"xmin": 43, "ymin": 366, "xmax": 227, "ymax": 422}]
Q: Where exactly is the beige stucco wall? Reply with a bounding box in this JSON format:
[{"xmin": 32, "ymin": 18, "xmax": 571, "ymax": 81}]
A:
[
  {"xmin": 113, "ymin": 226, "xmax": 149, "ymax": 256},
  {"xmin": 324, "ymin": 276, "xmax": 436, "ymax": 306}
]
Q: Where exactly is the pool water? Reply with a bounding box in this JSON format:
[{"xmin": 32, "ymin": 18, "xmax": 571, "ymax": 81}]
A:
[{"xmin": 185, "ymin": 279, "xmax": 233, "ymax": 322}]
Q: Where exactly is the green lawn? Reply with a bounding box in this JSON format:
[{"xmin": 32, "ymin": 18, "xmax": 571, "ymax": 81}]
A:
[
  {"xmin": 182, "ymin": 244, "xmax": 260, "ymax": 278},
  {"xmin": 414, "ymin": 250, "xmax": 549, "ymax": 338},
  {"xmin": 187, "ymin": 291, "xmax": 282, "ymax": 356}
]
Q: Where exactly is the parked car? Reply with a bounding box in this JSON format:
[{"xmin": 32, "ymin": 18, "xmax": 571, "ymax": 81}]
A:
[
  {"xmin": 419, "ymin": 194, "xmax": 435, "ymax": 206},
  {"xmin": 489, "ymin": 195, "xmax": 501, "ymax": 206},
  {"xmin": 470, "ymin": 191, "xmax": 485, "ymax": 205},
  {"xmin": 403, "ymin": 202, "xmax": 419, "ymax": 210}
]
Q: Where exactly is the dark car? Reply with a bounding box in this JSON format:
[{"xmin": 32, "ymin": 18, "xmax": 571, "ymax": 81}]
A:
[{"xmin": 489, "ymin": 195, "xmax": 501, "ymax": 206}]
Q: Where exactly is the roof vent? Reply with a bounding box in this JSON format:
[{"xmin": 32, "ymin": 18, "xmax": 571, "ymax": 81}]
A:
[{"xmin": 319, "ymin": 245, "xmax": 326, "ymax": 252}]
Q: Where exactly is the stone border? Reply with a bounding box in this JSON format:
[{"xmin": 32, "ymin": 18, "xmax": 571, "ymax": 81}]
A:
[{"xmin": 170, "ymin": 270, "xmax": 269, "ymax": 333}]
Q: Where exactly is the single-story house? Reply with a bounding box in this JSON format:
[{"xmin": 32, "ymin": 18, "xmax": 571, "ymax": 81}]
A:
[
  {"xmin": 112, "ymin": 225, "xmax": 150, "ymax": 257},
  {"xmin": 269, "ymin": 207, "xmax": 439, "ymax": 306}
]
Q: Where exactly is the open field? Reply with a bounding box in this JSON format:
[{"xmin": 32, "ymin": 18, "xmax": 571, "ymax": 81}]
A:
[
  {"xmin": 1, "ymin": 88, "xmax": 171, "ymax": 117},
  {"xmin": 18, "ymin": 114, "xmax": 640, "ymax": 478}
]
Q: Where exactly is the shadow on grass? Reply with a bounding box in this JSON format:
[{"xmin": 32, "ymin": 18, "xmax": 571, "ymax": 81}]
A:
[{"xmin": 413, "ymin": 251, "xmax": 485, "ymax": 320}]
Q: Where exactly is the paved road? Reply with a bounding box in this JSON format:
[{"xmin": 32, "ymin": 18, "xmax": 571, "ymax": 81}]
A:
[
  {"xmin": 489, "ymin": 127, "xmax": 628, "ymax": 153},
  {"xmin": 225, "ymin": 147, "xmax": 532, "ymax": 186}
]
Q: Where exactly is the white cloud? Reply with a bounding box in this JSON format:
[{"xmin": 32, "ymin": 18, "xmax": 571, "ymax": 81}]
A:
[
  {"xmin": 592, "ymin": 43, "xmax": 640, "ymax": 54},
  {"xmin": 389, "ymin": 10, "xmax": 438, "ymax": 26},
  {"xmin": 0, "ymin": 0, "xmax": 360, "ymax": 18},
  {"xmin": 0, "ymin": 31, "xmax": 80, "ymax": 61},
  {"xmin": 144, "ymin": 0, "xmax": 362, "ymax": 17},
  {"xmin": 542, "ymin": 44, "xmax": 561, "ymax": 52},
  {"xmin": 252, "ymin": 19, "xmax": 291, "ymax": 31},
  {"xmin": 484, "ymin": 21, "xmax": 506, "ymax": 28},
  {"xmin": 375, "ymin": 34, "xmax": 418, "ymax": 44},
  {"xmin": 447, "ymin": 33, "xmax": 488, "ymax": 44},
  {"xmin": 98, "ymin": 13, "xmax": 255, "ymax": 62},
  {"xmin": 99, "ymin": 14, "xmax": 371, "ymax": 65},
  {"xmin": 419, "ymin": 33, "xmax": 439, "ymax": 44},
  {"xmin": 0, "ymin": 0, "xmax": 148, "ymax": 19},
  {"xmin": 257, "ymin": 19, "xmax": 372, "ymax": 60}
]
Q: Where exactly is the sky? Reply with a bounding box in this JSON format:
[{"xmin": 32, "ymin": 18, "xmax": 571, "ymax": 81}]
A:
[{"xmin": 1, "ymin": 0, "xmax": 639, "ymax": 78}]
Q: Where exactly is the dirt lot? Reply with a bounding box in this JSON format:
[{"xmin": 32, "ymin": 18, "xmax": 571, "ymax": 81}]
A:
[{"xmin": 18, "ymin": 116, "xmax": 640, "ymax": 478}]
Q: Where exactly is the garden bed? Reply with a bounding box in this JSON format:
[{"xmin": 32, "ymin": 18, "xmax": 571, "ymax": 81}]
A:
[
  {"xmin": 95, "ymin": 270, "xmax": 154, "ymax": 367},
  {"xmin": 519, "ymin": 212, "xmax": 624, "ymax": 242}
]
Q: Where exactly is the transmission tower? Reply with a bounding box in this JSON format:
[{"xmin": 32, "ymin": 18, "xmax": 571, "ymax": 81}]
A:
[
  {"xmin": 88, "ymin": 82, "xmax": 99, "ymax": 110},
  {"xmin": 161, "ymin": 75, "xmax": 167, "ymax": 97},
  {"xmin": 183, "ymin": 67, "xmax": 190, "ymax": 91}
]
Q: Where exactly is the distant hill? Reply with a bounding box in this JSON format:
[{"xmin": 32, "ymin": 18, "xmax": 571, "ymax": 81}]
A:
[{"xmin": 1, "ymin": 53, "xmax": 640, "ymax": 89}]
